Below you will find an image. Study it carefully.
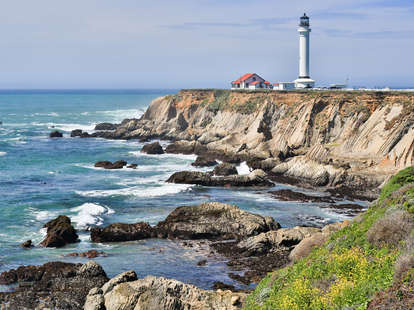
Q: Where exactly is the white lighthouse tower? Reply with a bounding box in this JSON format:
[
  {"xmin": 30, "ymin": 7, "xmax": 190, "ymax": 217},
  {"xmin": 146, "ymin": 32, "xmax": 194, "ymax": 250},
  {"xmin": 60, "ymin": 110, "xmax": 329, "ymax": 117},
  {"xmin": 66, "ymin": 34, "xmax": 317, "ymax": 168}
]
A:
[{"xmin": 294, "ymin": 13, "xmax": 315, "ymax": 89}]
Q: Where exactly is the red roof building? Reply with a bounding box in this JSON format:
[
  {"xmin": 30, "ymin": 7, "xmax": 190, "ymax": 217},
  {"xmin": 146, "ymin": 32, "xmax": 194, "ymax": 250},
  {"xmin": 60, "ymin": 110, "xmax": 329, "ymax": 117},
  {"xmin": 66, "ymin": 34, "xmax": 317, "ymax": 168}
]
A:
[{"xmin": 231, "ymin": 73, "xmax": 272, "ymax": 90}]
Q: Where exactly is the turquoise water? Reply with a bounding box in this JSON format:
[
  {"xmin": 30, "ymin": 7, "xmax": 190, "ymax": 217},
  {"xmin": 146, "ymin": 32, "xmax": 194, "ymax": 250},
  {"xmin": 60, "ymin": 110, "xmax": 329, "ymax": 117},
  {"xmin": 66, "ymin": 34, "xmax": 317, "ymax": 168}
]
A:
[{"xmin": 0, "ymin": 90, "xmax": 364, "ymax": 290}]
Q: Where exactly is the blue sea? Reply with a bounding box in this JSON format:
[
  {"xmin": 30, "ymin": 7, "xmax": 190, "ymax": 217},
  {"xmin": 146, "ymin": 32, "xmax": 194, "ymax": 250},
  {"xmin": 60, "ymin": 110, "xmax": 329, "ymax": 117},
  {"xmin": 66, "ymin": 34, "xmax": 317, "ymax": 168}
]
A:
[{"xmin": 0, "ymin": 90, "xmax": 365, "ymax": 290}]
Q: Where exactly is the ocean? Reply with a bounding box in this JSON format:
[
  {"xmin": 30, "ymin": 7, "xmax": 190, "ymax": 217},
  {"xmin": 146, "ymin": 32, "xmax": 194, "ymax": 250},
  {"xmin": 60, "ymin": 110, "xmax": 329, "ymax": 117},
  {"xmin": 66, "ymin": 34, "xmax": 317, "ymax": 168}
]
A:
[{"xmin": 0, "ymin": 89, "xmax": 365, "ymax": 290}]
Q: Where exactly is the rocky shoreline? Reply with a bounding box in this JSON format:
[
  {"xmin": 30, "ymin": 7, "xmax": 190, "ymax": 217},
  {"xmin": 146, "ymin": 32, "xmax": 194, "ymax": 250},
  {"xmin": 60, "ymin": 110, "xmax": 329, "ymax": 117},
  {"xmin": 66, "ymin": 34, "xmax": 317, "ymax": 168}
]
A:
[{"xmin": 1, "ymin": 202, "xmax": 351, "ymax": 309}]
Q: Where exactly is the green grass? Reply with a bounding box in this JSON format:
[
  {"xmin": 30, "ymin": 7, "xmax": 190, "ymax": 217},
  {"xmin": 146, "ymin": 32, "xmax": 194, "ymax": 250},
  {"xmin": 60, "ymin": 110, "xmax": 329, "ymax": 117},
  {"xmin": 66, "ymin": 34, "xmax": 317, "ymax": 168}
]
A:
[{"xmin": 245, "ymin": 167, "xmax": 414, "ymax": 310}]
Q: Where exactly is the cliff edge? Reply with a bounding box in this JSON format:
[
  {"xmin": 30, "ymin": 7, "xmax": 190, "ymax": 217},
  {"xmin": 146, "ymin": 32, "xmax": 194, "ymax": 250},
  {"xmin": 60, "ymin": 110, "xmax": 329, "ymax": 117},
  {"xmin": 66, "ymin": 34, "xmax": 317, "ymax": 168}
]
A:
[{"xmin": 93, "ymin": 89, "xmax": 414, "ymax": 196}]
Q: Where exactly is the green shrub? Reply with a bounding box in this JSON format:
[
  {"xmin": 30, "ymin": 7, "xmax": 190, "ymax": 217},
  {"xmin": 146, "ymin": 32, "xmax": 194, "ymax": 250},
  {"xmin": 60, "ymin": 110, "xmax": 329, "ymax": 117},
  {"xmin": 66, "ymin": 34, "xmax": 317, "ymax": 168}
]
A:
[
  {"xmin": 207, "ymin": 90, "xmax": 230, "ymax": 113},
  {"xmin": 246, "ymin": 167, "xmax": 414, "ymax": 310}
]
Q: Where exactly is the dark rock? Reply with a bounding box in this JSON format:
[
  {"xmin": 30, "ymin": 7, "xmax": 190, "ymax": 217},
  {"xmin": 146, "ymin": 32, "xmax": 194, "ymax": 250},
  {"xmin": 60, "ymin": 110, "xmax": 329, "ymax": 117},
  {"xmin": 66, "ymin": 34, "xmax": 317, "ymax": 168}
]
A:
[
  {"xmin": 141, "ymin": 142, "xmax": 164, "ymax": 155},
  {"xmin": 40, "ymin": 215, "xmax": 79, "ymax": 248},
  {"xmin": 191, "ymin": 155, "xmax": 218, "ymax": 167},
  {"xmin": 213, "ymin": 163, "xmax": 238, "ymax": 176},
  {"xmin": 156, "ymin": 202, "xmax": 279, "ymax": 240},
  {"xmin": 197, "ymin": 260, "xmax": 207, "ymax": 266},
  {"xmin": 91, "ymin": 222, "xmax": 155, "ymax": 243},
  {"xmin": 212, "ymin": 281, "xmax": 236, "ymax": 291},
  {"xmin": 110, "ymin": 160, "xmax": 128, "ymax": 169},
  {"xmin": 20, "ymin": 240, "xmax": 33, "ymax": 248},
  {"xmin": 127, "ymin": 163, "xmax": 138, "ymax": 169},
  {"xmin": 269, "ymin": 189, "xmax": 335, "ymax": 203},
  {"xmin": 49, "ymin": 130, "xmax": 63, "ymax": 138},
  {"xmin": 139, "ymin": 137, "xmax": 150, "ymax": 143},
  {"xmin": 94, "ymin": 122, "xmax": 117, "ymax": 131},
  {"xmin": 0, "ymin": 261, "xmax": 108, "ymax": 310},
  {"xmin": 65, "ymin": 250, "xmax": 107, "ymax": 259},
  {"xmin": 94, "ymin": 161, "xmax": 113, "ymax": 169},
  {"xmin": 166, "ymin": 170, "xmax": 273, "ymax": 187},
  {"xmin": 318, "ymin": 203, "xmax": 365, "ymax": 216},
  {"xmin": 94, "ymin": 160, "xmax": 127, "ymax": 169},
  {"xmin": 81, "ymin": 132, "xmax": 91, "ymax": 138},
  {"xmin": 71, "ymin": 129, "xmax": 83, "ymax": 137}
]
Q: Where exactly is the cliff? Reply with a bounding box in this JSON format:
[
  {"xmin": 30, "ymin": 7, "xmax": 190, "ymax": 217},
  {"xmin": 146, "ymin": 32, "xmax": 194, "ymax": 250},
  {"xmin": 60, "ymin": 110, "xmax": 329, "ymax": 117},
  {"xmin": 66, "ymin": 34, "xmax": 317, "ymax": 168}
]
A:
[{"xmin": 96, "ymin": 89, "xmax": 414, "ymax": 196}]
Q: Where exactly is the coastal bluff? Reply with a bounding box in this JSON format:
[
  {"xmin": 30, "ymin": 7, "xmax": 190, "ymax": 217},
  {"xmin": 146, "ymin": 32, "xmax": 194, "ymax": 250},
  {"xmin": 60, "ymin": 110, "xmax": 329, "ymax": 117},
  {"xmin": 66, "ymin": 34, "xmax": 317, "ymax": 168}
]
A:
[{"xmin": 89, "ymin": 89, "xmax": 414, "ymax": 196}]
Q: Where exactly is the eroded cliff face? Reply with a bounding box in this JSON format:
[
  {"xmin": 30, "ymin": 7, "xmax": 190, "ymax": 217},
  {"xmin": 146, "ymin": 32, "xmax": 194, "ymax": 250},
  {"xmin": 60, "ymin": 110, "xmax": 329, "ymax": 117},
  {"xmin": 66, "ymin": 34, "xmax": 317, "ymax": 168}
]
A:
[{"xmin": 105, "ymin": 89, "xmax": 414, "ymax": 193}]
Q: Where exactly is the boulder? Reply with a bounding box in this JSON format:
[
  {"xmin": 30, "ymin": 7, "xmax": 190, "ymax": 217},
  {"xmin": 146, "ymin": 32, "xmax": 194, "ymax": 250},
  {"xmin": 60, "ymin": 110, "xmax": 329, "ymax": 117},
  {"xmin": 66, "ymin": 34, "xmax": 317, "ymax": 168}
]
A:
[
  {"xmin": 71, "ymin": 129, "xmax": 83, "ymax": 137},
  {"xmin": 0, "ymin": 261, "xmax": 108, "ymax": 310},
  {"xmin": 91, "ymin": 222, "xmax": 155, "ymax": 243},
  {"xmin": 289, "ymin": 221, "xmax": 350, "ymax": 262},
  {"xmin": 237, "ymin": 226, "xmax": 320, "ymax": 255},
  {"xmin": 20, "ymin": 240, "xmax": 33, "ymax": 248},
  {"xmin": 94, "ymin": 160, "xmax": 127, "ymax": 169},
  {"xmin": 213, "ymin": 163, "xmax": 238, "ymax": 176},
  {"xmin": 165, "ymin": 141, "xmax": 207, "ymax": 155},
  {"xmin": 166, "ymin": 169, "xmax": 273, "ymax": 187},
  {"xmin": 84, "ymin": 274, "xmax": 247, "ymax": 310},
  {"xmin": 156, "ymin": 202, "xmax": 279, "ymax": 240},
  {"xmin": 127, "ymin": 163, "xmax": 138, "ymax": 169},
  {"xmin": 191, "ymin": 155, "xmax": 218, "ymax": 167},
  {"xmin": 49, "ymin": 130, "xmax": 63, "ymax": 138},
  {"xmin": 247, "ymin": 158, "xmax": 280, "ymax": 171},
  {"xmin": 94, "ymin": 123, "xmax": 117, "ymax": 131},
  {"xmin": 40, "ymin": 215, "xmax": 79, "ymax": 248},
  {"xmin": 141, "ymin": 142, "xmax": 164, "ymax": 154}
]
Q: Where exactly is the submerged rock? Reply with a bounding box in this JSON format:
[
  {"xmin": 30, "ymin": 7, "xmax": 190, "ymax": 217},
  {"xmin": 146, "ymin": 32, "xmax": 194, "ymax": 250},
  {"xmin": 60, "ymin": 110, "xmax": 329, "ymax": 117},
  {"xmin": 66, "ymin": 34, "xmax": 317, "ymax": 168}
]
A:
[
  {"xmin": 0, "ymin": 261, "xmax": 108, "ymax": 310},
  {"xmin": 49, "ymin": 130, "xmax": 63, "ymax": 138},
  {"xmin": 84, "ymin": 272, "xmax": 247, "ymax": 310},
  {"xmin": 40, "ymin": 215, "xmax": 79, "ymax": 248},
  {"xmin": 166, "ymin": 169, "xmax": 273, "ymax": 187},
  {"xmin": 269, "ymin": 189, "xmax": 335, "ymax": 203},
  {"xmin": 141, "ymin": 142, "xmax": 164, "ymax": 154},
  {"xmin": 65, "ymin": 250, "xmax": 107, "ymax": 259}
]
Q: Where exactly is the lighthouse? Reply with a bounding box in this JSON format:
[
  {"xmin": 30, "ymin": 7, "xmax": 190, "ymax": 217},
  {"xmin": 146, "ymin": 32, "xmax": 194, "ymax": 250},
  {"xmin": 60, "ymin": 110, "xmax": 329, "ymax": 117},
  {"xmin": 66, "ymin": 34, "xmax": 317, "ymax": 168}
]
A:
[{"xmin": 294, "ymin": 13, "xmax": 315, "ymax": 89}]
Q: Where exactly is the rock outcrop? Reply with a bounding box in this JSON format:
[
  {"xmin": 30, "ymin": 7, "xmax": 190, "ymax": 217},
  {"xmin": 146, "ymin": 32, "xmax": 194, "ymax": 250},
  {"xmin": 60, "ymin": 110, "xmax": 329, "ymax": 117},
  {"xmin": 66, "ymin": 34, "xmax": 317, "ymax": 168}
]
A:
[
  {"xmin": 214, "ymin": 163, "xmax": 239, "ymax": 176},
  {"xmin": 40, "ymin": 215, "xmax": 79, "ymax": 248},
  {"xmin": 0, "ymin": 261, "xmax": 108, "ymax": 310},
  {"xmin": 156, "ymin": 202, "xmax": 280, "ymax": 240},
  {"xmin": 141, "ymin": 141, "xmax": 164, "ymax": 154},
  {"xmin": 91, "ymin": 222, "xmax": 155, "ymax": 243},
  {"xmin": 94, "ymin": 160, "xmax": 128, "ymax": 169},
  {"xmin": 81, "ymin": 90, "xmax": 414, "ymax": 196},
  {"xmin": 191, "ymin": 155, "xmax": 218, "ymax": 167},
  {"xmin": 166, "ymin": 169, "xmax": 273, "ymax": 187},
  {"xmin": 94, "ymin": 122, "xmax": 118, "ymax": 131},
  {"xmin": 90, "ymin": 202, "xmax": 278, "ymax": 242},
  {"xmin": 84, "ymin": 271, "xmax": 247, "ymax": 310}
]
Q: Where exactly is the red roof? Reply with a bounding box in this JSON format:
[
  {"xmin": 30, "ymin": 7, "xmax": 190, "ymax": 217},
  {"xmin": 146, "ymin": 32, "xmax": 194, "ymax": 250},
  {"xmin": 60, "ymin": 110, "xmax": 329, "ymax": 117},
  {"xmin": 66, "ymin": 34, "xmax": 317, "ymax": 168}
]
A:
[
  {"xmin": 233, "ymin": 73, "xmax": 255, "ymax": 84},
  {"xmin": 250, "ymin": 81, "xmax": 260, "ymax": 85},
  {"xmin": 264, "ymin": 81, "xmax": 270, "ymax": 84},
  {"xmin": 273, "ymin": 83, "xmax": 279, "ymax": 85}
]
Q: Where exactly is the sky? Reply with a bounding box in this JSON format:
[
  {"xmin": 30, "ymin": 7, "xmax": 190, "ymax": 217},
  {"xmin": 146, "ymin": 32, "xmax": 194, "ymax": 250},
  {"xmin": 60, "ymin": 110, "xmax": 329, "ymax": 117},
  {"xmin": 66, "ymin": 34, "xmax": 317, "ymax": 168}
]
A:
[{"xmin": 0, "ymin": 0, "xmax": 413, "ymax": 89}]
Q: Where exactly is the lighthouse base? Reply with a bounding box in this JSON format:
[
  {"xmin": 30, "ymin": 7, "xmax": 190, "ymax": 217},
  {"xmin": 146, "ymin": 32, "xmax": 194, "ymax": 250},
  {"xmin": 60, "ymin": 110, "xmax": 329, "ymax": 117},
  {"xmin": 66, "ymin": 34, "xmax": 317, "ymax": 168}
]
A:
[{"xmin": 294, "ymin": 78, "xmax": 315, "ymax": 89}]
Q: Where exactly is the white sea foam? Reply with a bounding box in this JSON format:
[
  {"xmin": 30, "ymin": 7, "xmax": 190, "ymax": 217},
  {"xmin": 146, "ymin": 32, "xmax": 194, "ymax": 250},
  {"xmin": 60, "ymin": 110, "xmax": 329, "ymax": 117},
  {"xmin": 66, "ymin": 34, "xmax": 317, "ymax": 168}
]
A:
[
  {"xmin": 32, "ymin": 112, "xmax": 59, "ymax": 117},
  {"xmin": 31, "ymin": 122, "xmax": 96, "ymax": 132},
  {"xmin": 0, "ymin": 152, "xmax": 6, "ymax": 156},
  {"xmin": 130, "ymin": 151, "xmax": 197, "ymax": 161},
  {"xmin": 237, "ymin": 161, "xmax": 251, "ymax": 175},
  {"xmin": 70, "ymin": 203, "xmax": 114, "ymax": 229},
  {"xmin": 97, "ymin": 108, "xmax": 145, "ymax": 122},
  {"xmin": 75, "ymin": 183, "xmax": 192, "ymax": 198}
]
